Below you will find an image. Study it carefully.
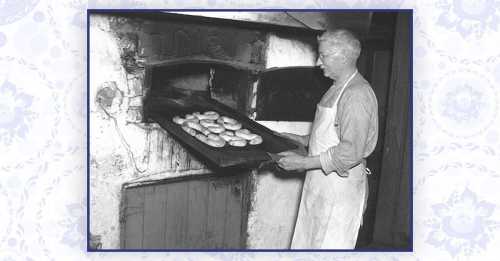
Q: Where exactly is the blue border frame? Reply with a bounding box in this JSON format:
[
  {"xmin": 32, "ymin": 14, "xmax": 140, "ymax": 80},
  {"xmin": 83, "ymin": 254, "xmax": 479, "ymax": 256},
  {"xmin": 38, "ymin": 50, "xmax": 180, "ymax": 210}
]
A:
[
  {"xmin": 409, "ymin": 9, "xmax": 414, "ymax": 253},
  {"xmin": 87, "ymin": 8, "xmax": 414, "ymax": 253}
]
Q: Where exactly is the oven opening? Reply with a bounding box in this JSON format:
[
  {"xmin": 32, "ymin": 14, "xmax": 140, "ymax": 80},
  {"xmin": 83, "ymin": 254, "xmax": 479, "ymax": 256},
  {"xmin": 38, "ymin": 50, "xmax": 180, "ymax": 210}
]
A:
[{"xmin": 144, "ymin": 60, "xmax": 257, "ymax": 124}]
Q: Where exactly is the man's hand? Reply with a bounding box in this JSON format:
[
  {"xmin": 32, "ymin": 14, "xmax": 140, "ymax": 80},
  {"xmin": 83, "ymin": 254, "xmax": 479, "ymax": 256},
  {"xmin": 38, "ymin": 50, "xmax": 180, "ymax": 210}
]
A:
[
  {"xmin": 277, "ymin": 151, "xmax": 322, "ymax": 172},
  {"xmin": 277, "ymin": 151, "xmax": 308, "ymax": 172}
]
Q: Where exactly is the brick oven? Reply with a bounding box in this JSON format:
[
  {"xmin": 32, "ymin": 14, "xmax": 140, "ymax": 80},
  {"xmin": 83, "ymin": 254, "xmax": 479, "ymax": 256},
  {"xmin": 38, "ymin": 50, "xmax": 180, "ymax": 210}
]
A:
[{"xmin": 89, "ymin": 11, "xmax": 332, "ymax": 249}]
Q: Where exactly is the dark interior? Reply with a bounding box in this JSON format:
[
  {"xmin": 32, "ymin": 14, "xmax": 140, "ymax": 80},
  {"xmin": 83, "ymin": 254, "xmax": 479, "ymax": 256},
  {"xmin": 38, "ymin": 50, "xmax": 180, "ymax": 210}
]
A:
[{"xmin": 256, "ymin": 66, "xmax": 333, "ymax": 121}]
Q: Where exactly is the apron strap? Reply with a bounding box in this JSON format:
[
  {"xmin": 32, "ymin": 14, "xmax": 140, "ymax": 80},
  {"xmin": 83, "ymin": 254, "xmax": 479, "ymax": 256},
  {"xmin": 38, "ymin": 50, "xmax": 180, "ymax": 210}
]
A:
[{"xmin": 333, "ymin": 70, "xmax": 358, "ymax": 107}]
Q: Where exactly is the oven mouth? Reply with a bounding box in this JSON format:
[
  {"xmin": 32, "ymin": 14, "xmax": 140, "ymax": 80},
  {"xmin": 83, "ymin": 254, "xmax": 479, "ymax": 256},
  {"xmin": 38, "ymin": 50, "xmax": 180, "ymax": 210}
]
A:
[
  {"xmin": 143, "ymin": 57, "xmax": 263, "ymax": 122},
  {"xmin": 142, "ymin": 57, "xmax": 299, "ymax": 168}
]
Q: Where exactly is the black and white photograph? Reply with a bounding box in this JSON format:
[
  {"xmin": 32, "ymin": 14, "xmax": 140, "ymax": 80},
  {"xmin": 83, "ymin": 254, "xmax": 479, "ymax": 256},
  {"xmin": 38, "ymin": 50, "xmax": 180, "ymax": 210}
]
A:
[{"xmin": 88, "ymin": 10, "xmax": 411, "ymax": 250}]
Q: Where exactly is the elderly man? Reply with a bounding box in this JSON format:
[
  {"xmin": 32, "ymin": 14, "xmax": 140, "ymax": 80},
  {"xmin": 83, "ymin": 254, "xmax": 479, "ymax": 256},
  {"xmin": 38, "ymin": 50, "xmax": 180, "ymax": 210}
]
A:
[{"xmin": 277, "ymin": 29, "xmax": 379, "ymax": 249}]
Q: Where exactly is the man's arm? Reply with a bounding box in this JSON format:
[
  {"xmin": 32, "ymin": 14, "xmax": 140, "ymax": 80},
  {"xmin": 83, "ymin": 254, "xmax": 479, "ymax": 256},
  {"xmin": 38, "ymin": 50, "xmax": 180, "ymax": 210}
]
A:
[
  {"xmin": 319, "ymin": 87, "xmax": 373, "ymax": 176},
  {"xmin": 278, "ymin": 133, "xmax": 310, "ymax": 147}
]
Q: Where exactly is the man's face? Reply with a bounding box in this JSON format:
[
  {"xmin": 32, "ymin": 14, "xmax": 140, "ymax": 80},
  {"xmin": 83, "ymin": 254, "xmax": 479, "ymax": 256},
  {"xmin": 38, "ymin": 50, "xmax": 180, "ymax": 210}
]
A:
[{"xmin": 316, "ymin": 42, "xmax": 345, "ymax": 80}]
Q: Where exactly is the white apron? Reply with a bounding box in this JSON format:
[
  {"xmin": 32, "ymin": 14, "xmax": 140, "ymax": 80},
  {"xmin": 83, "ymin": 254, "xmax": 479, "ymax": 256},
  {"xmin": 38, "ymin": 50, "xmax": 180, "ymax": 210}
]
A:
[{"xmin": 291, "ymin": 71, "xmax": 368, "ymax": 249}]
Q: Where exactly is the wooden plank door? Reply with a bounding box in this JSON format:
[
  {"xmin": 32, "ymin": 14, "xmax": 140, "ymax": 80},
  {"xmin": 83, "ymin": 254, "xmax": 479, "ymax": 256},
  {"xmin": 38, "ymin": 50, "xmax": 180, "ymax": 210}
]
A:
[{"xmin": 120, "ymin": 173, "xmax": 248, "ymax": 249}]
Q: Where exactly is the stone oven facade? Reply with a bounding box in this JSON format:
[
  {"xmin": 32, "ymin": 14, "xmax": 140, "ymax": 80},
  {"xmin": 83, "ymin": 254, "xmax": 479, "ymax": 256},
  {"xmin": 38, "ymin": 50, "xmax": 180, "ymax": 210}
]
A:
[{"xmin": 89, "ymin": 12, "xmax": 318, "ymax": 249}]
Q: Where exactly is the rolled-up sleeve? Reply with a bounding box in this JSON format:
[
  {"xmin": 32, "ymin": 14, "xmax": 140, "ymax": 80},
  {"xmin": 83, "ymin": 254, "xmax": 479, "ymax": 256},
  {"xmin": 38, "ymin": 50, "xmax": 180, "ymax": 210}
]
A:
[{"xmin": 319, "ymin": 87, "xmax": 374, "ymax": 176}]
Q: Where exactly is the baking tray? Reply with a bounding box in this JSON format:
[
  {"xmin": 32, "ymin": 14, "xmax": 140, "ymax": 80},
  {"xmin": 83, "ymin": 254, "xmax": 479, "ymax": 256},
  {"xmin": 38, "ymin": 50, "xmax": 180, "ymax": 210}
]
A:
[{"xmin": 146, "ymin": 95, "xmax": 298, "ymax": 168}]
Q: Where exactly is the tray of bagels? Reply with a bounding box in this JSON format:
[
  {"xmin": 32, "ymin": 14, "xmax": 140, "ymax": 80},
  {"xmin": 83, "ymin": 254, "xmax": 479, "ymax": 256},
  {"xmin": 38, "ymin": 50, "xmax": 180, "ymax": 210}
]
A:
[{"xmin": 146, "ymin": 95, "xmax": 297, "ymax": 168}]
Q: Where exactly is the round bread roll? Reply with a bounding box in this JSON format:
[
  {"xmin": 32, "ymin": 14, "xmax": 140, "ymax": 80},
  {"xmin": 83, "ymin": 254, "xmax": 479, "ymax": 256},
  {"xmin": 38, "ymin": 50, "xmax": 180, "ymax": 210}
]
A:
[
  {"xmin": 172, "ymin": 116, "xmax": 185, "ymax": 125},
  {"xmin": 249, "ymin": 135, "xmax": 263, "ymax": 145},
  {"xmin": 181, "ymin": 125, "xmax": 197, "ymax": 136},
  {"xmin": 235, "ymin": 129, "xmax": 258, "ymax": 140}
]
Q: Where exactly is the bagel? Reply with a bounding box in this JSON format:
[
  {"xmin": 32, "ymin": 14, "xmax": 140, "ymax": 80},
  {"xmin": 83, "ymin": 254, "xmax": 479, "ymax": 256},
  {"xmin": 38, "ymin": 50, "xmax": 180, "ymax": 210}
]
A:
[
  {"xmin": 192, "ymin": 112, "xmax": 202, "ymax": 119},
  {"xmin": 184, "ymin": 121, "xmax": 203, "ymax": 132},
  {"xmin": 206, "ymin": 139, "xmax": 225, "ymax": 147},
  {"xmin": 185, "ymin": 118, "xmax": 199, "ymax": 124},
  {"xmin": 200, "ymin": 128, "xmax": 211, "ymax": 136},
  {"xmin": 217, "ymin": 116, "xmax": 238, "ymax": 125},
  {"xmin": 204, "ymin": 111, "xmax": 219, "ymax": 117},
  {"xmin": 221, "ymin": 130, "xmax": 235, "ymax": 136},
  {"xmin": 184, "ymin": 121, "xmax": 210, "ymax": 136},
  {"xmin": 249, "ymin": 135, "xmax": 263, "ymax": 145},
  {"xmin": 229, "ymin": 138, "xmax": 247, "ymax": 147},
  {"xmin": 185, "ymin": 114, "xmax": 197, "ymax": 120},
  {"xmin": 223, "ymin": 121, "xmax": 242, "ymax": 131},
  {"xmin": 196, "ymin": 133, "xmax": 225, "ymax": 147},
  {"xmin": 199, "ymin": 120, "xmax": 219, "ymax": 128},
  {"xmin": 208, "ymin": 133, "xmax": 221, "ymax": 140},
  {"xmin": 237, "ymin": 129, "xmax": 250, "ymax": 134},
  {"xmin": 235, "ymin": 129, "xmax": 258, "ymax": 140},
  {"xmin": 207, "ymin": 124, "xmax": 225, "ymax": 134},
  {"xmin": 219, "ymin": 131, "xmax": 236, "ymax": 142},
  {"xmin": 172, "ymin": 116, "xmax": 185, "ymax": 125},
  {"xmin": 195, "ymin": 133, "xmax": 208, "ymax": 143},
  {"xmin": 202, "ymin": 111, "xmax": 220, "ymax": 120},
  {"xmin": 199, "ymin": 119, "xmax": 225, "ymax": 134},
  {"xmin": 207, "ymin": 133, "xmax": 225, "ymax": 144},
  {"xmin": 181, "ymin": 125, "xmax": 197, "ymax": 136},
  {"xmin": 199, "ymin": 119, "xmax": 216, "ymax": 128},
  {"xmin": 194, "ymin": 111, "xmax": 220, "ymax": 121}
]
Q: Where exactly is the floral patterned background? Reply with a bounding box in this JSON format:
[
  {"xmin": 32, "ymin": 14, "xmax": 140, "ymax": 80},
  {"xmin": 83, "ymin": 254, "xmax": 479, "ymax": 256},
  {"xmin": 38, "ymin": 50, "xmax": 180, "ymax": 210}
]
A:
[{"xmin": 1, "ymin": 0, "xmax": 500, "ymax": 260}]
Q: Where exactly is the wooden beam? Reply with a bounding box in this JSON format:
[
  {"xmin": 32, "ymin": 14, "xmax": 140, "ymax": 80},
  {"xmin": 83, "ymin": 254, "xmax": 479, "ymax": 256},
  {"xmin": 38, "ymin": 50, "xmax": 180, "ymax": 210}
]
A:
[{"xmin": 372, "ymin": 11, "xmax": 411, "ymax": 248}]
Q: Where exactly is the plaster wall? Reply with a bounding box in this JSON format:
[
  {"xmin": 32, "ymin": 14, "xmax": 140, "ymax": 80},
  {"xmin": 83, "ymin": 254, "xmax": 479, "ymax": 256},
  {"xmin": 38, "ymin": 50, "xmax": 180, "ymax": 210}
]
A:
[
  {"xmin": 245, "ymin": 31, "xmax": 316, "ymax": 248},
  {"xmin": 246, "ymin": 121, "xmax": 312, "ymax": 248},
  {"xmin": 89, "ymin": 14, "xmax": 211, "ymax": 249},
  {"xmin": 265, "ymin": 33, "xmax": 316, "ymax": 68}
]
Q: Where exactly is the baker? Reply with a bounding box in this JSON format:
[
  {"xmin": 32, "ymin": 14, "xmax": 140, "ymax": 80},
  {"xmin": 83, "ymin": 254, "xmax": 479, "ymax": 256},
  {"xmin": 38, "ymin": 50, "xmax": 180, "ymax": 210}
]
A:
[{"xmin": 277, "ymin": 29, "xmax": 379, "ymax": 249}]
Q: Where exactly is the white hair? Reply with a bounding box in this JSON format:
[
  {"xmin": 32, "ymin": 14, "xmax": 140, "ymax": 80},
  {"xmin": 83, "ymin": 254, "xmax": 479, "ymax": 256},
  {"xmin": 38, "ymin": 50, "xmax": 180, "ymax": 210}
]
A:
[{"xmin": 318, "ymin": 29, "xmax": 361, "ymax": 63}]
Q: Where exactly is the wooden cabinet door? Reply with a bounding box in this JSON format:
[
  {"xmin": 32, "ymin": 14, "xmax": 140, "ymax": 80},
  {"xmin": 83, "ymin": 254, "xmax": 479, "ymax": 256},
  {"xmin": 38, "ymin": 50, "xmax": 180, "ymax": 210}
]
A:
[{"xmin": 120, "ymin": 173, "xmax": 249, "ymax": 249}]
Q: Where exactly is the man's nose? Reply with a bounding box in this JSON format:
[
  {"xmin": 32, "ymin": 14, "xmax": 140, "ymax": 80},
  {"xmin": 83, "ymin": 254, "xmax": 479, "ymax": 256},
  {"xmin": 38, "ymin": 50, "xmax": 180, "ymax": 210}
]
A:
[{"xmin": 316, "ymin": 57, "xmax": 322, "ymax": 66}]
